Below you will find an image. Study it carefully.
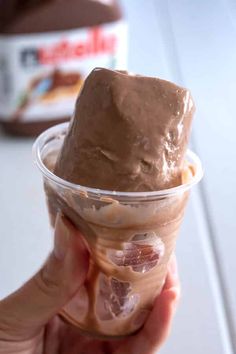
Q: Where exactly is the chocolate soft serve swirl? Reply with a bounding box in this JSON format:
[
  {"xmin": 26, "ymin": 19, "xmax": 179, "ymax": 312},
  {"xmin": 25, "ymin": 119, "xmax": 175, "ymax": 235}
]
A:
[{"xmin": 54, "ymin": 68, "xmax": 195, "ymax": 191}]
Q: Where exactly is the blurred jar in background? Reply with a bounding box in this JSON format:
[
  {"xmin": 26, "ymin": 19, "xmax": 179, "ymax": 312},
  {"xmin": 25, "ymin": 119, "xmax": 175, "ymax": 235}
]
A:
[{"xmin": 0, "ymin": 0, "xmax": 127, "ymax": 136}]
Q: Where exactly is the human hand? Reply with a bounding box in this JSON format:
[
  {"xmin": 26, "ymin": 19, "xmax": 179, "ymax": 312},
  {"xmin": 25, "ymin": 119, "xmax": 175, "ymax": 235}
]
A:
[{"xmin": 0, "ymin": 214, "xmax": 180, "ymax": 354}]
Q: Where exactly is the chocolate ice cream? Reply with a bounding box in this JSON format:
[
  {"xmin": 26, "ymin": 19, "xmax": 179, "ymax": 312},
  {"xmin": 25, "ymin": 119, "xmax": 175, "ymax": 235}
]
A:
[
  {"xmin": 54, "ymin": 68, "xmax": 195, "ymax": 191},
  {"xmin": 34, "ymin": 67, "xmax": 201, "ymax": 337}
]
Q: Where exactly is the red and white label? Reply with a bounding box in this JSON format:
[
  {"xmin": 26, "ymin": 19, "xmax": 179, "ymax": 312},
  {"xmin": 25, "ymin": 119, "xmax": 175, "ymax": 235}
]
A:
[{"xmin": 0, "ymin": 21, "xmax": 127, "ymax": 122}]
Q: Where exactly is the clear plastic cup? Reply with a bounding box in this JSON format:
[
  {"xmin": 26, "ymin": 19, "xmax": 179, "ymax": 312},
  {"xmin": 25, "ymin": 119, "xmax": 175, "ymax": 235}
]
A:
[{"xmin": 33, "ymin": 122, "xmax": 203, "ymax": 338}]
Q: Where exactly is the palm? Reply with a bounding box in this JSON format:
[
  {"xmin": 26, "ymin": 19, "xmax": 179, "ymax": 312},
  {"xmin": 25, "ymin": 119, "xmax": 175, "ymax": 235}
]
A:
[
  {"xmin": 44, "ymin": 316, "xmax": 131, "ymax": 354},
  {"xmin": 1, "ymin": 270, "xmax": 178, "ymax": 354},
  {"xmin": 0, "ymin": 217, "xmax": 179, "ymax": 354}
]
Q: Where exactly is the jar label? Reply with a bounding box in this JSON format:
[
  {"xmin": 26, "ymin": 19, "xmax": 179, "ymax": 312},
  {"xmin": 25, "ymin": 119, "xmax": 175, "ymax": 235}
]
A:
[{"xmin": 0, "ymin": 21, "xmax": 127, "ymax": 122}]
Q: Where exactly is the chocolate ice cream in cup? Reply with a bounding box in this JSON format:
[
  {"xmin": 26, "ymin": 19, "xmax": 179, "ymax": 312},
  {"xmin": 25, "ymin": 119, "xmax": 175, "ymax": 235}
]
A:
[
  {"xmin": 33, "ymin": 68, "xmax": 203, "ymax": 337},
  {"xmin": 33, "ymin": 122, "xmax": 203, "ymax": 338}
]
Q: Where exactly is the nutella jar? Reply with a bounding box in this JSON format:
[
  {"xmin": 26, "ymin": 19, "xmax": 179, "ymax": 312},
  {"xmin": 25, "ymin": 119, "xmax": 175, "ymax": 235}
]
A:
[{"xmin": 0, "ymin": 0, "xmax": 127, "ymax": 136}]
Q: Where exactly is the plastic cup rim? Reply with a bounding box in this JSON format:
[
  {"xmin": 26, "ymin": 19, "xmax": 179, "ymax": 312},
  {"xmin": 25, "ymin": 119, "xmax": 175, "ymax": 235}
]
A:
[{"xmin": 32, "ymin": 122, "xmax": 203, "ymax": 201}]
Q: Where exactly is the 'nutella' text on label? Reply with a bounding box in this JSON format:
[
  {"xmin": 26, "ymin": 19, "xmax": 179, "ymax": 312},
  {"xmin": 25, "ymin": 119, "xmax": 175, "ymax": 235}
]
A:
[{"xmin": 0, "ymin": 21, "xmax": 127, "ymax": 122}]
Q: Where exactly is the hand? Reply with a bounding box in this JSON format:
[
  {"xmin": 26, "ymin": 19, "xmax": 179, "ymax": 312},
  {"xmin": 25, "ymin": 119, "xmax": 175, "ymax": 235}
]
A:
[{"xmin": 0, "ymin": 215, "xmax": 180, "ymax": 354}]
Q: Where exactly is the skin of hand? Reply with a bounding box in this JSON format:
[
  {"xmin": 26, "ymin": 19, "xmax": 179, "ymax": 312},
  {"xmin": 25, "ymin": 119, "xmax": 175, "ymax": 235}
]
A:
[{"xmin": 0, "ymin": 214, "xmax": 180, "ymax": 354}]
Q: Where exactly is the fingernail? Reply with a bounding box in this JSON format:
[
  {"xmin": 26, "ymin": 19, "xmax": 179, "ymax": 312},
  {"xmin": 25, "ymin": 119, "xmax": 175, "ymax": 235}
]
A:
[{"xmin": 54, "ymin": 214, "xmax": 70, "ymax": 261}]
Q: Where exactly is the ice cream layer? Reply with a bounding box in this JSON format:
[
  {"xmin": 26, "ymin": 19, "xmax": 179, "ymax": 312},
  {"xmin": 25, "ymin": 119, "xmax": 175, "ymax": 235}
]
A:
[{"xmin": 54, "ymin": 68, "xmax": 195, "ymax": 191}]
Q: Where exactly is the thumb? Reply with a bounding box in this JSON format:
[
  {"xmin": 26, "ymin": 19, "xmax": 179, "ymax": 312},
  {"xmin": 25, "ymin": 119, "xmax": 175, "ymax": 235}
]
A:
[{"xmin": 0, "ymin": 214, "xmax": 89, "ymax": 341}]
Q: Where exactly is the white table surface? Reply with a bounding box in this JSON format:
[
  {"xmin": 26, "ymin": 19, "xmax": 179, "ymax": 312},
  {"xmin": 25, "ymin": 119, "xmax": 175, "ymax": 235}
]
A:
[{"xmin": 0, "ymin": 1, "xmax": 235, "ymax": 353}]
